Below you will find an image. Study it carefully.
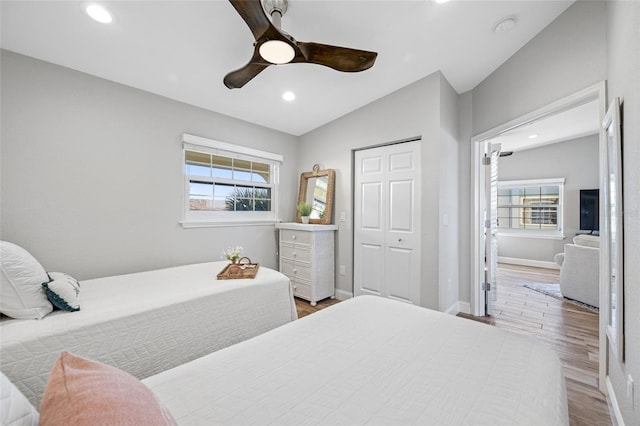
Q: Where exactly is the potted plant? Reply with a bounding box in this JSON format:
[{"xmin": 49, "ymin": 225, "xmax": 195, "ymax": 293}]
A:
[
  {"xmin": 297, "ymin": 202, "xmax": 313, "ymax": 224},
  {"xmin": 222, "ymin": 246, "xmax": 243, "ymax": 264}
]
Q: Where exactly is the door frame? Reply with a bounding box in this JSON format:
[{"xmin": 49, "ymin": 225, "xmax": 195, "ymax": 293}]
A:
[{"xmin": 470, "ymin": 81, "xmax": 607, "ymax": 393}]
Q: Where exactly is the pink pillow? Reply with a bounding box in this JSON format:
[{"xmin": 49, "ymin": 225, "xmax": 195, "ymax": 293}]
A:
[{"xmin": 39, "ymin": 352, "xmax": 176, "ymax": 426}]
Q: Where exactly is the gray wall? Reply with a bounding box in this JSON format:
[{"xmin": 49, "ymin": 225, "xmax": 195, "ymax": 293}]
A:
[
  {"xmin": 606, "ymin": 1, "xmax": 640, "ymax": 423},
  {"xmin": 472, "ymin": 0, "xmax": 607, "ymax": 135},
  {"xmin": 459, "ymin": 0, "xmax": 608, "ymax": 311},
  {"xmin": 0, "ymin": 50, "xmax": 299, "ymax": 280},
  {"xmin": 468, "ymin": 0, "xmax": 638, "ymax": 423},
  {"xmin": 438, "ymin": 74, "xmax": 461, "ymax": 311},
  {"xmin": 457, "ymin": 92, "xmax": 473, "ymax": 305},
  {"xmin": 299, "ymin": 71, "xmax": 459, "ymax": 311},
  {"xmin": 497, "ymin": 135, "xmax": 599, "ymax": 264},
  {"xmin": 2, "ymin": 0, "xmax": 638, "ymax": 421}
]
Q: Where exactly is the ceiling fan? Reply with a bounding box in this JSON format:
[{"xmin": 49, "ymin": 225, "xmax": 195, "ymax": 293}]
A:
[{"xmin": 224, "ymin": 0, "xmax": 378, "ymax": 89}]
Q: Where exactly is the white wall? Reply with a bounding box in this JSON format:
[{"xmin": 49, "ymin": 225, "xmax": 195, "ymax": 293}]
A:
[
  {"xmin": 497, "ymin": 135, "xmax": 599, "ymax": 265},
  {"xmin": 605, "ymin": 1, "xmax": 640, "ymax": 424},
  {"xmin": 0, "ymin": 50, "xmax": 300, "ymax": 280},
  {"xmin": 299, "ymin": 71, "xmax": 459, "ymax": 311}
]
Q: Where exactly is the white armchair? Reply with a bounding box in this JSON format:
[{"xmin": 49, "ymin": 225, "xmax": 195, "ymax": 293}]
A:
[{"xmin": 554, "ymin": 234, "xmax": 599, "ymax": 308}]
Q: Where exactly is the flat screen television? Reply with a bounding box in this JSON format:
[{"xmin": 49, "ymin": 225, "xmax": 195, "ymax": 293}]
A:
[{"xmin": 579, "ymin": 189, "xmax": 599, "ymax": 232}]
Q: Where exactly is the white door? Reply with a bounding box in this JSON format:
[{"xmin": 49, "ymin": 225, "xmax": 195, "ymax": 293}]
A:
[
  {"xmin": 483, "ymin": 144, "xmax": 500, "ymax": 315},
  {"xmin": 354, "ymin": 141, "xmax": 421, "ymax": 304}
]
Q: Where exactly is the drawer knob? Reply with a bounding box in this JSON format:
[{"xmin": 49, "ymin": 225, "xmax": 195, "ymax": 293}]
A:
[
  {"xmin": 293, "ymin": 252, "xmax": 297, "ymax": 257},
  {"xmin": 293, "ymin": 268, "xmax": 297, "ymax": 273},
  {"xmin": 292, "ymin": 235, "xmax": 296, "ymax": 240}
]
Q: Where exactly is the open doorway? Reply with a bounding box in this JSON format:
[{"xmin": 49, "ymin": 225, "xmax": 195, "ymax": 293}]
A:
[
  {"xmin": 468, "ymin": 82, "xmax": 611, "ymax": 423},
  {"xmin": 472, "ymin": 85, "xmax": 605, "ymax": 319}
]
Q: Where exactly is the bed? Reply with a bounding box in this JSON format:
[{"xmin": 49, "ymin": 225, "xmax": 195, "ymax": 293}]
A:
[
  {"xmin": 0, "ymin": 261, "xmax": 296, "ymax": 408},
  {"xmin": 138, "ymin": 295, "xmax": 568, "ymax": 425}
]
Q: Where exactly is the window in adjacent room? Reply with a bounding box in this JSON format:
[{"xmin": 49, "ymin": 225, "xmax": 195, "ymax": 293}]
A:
[
  {"xmin": 497, "ymin": 178, "xmax": 565, "ymax": 237},
  {"xmin": 181, "ymin": 133, "xmax": 282, "ymax": 227}
]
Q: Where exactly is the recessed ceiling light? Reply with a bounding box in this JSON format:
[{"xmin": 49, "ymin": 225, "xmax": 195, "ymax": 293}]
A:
[
  {"xmin": 528, "ymin": 134, "xmax": 539, "ymax": 139},
  {"xmin": 434, "ymin": 0, "xmax": 451, "ymax": 3},
  {"xmin": 282, "ymin": 91, "xmax": 296, "ymax": 102},
  {"xmin": 85, "ymin": 3, "xmax": 113, "ymax": 24},
  {"xmin": 494, "ymin": 16, "xmax": 516, "ymax": 34}
]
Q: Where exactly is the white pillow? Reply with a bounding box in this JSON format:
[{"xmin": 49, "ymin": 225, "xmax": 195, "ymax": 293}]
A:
[
  {"xmin": 0, "ymin": 241, "xmax": 53, "ymax": 319},
  {"xmin": 573, "ymin": 234, "xmax": 599, "ymax": 248},
  {"xmin": 0, "ymin": 372, "xmax": 39, "ymax": 426},
  {"xmin": 42, "ymin": 272, "xmax": 80, "ymax": 312}
]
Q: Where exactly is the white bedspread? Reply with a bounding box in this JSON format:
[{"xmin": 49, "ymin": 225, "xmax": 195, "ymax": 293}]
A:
[
  {"xmin": 0, "ymin": 261, "xmax": 296, "ymax": 407},
  {"xmin": 144, "ymin": 295, "xmax": 568, "ymax": 426}
]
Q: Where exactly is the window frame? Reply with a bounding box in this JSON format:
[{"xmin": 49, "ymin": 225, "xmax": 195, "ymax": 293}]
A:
[
  {"xmin": 180, "ymin": 133, "xmax": 282, "ymax": 228},
  {"xmin": 496, "ymin": 178, "xmax": 565, "ymax": 239}
]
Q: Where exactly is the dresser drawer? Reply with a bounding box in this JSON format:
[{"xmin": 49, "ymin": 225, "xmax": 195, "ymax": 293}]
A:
[
  {"xmin": 276, "ymin": 223, "xmax": 336, "ymax": 306},
  {"xmin": 280, "ymin": 229, "xmax": 312, "ymax": 247},
  {"xmin": 281, "ymin": 261, "xmax": 312, "ymax": 282},
  {"xmin": 292, "ymin": 281, "xmax": 313, "ymax": 300},
  {"xmin": 279, "ymin": 245, "xmax": 311, "ymax": 263}
]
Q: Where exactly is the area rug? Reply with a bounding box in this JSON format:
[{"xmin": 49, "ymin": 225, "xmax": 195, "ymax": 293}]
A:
[{"xmin": 523, "ymin": 283, "xmax": 599, "ymax": 312}]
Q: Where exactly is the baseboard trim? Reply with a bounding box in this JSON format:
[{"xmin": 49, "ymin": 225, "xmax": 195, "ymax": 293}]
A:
[
  {"xmin": 498, "ymin": 256, "xmax": 560, "ymax": 270},
  {"xmin": 444, "ymin": 301, "xmax": 471, "ymax": 315},
  {"xmin": 606, "ymin": 376, "xmax": 626, "ymax": 426},
  {"xmin": 334, "ymin": 289, "xmax": 353, "ymax": 301}
]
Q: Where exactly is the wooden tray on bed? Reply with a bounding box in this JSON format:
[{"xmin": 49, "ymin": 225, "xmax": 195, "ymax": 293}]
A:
[{"xmin": 217, "ymin": 257, "xmax": 260, "ymax": 280}]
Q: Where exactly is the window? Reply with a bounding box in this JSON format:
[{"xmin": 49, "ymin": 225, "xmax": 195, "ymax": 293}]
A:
[
  {"xmin": 186, "ymin": 153, "xmax": 271, "ymax": 212},
  {"xmin": 497, "ymin": 178, "xmax": 565, "ymax": 236},
  {"xmin": 181, "ymin": 134, "xmax": 282, "ymax": 227}
]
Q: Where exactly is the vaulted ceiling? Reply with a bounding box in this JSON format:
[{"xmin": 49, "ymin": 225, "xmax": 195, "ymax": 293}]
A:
[{"xmin": 1, "ymin": 1, "xmax": 574, "ymax": 135}]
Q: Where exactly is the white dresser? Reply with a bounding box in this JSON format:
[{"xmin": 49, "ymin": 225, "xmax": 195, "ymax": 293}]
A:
[{"xmin": 275, "ymin": 223, "xmax": 338, "ymax": 306}]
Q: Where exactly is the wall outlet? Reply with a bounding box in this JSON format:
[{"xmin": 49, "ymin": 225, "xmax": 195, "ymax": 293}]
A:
[
  {"xmin": 339, "ymin": 265, "xmax": 346, "ymax": 276},
  {"xmin": 340, "ymin": 211, "xmax": 346, "ymax": 222}
]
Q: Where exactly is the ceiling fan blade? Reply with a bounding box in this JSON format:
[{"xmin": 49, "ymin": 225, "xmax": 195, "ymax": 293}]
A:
[
  {"xmin": 223, "ymin": 52, "xmax": 271, "ymax": 89},
  {"xmin": 296, "ymin": 42, "xmax": 377, "ymax": 72},
  {"xmin": 229, "ymin": 0, "xmax": 271, "ymax": 40},
  {"xmin": 224, "ymin": 1, "xmax": 377, "ymax": 88}
]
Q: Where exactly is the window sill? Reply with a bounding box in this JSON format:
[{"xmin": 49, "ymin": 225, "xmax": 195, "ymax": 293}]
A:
[
  {"xmin": 179, "ymin": 220, "xmax": 278, "ymax": 229},
  {"xmin": 496, "ymin": 232, "xmax": 566, "ymax": 241}
]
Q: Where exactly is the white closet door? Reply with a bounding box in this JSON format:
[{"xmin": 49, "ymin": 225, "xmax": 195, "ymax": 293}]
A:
[{"xmin": 354, "ymin": 141, "xmax": 421, "ymax": 304}]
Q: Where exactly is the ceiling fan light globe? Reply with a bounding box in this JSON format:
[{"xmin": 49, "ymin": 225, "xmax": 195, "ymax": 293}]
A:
[{"xmin": 259, "ymin": 40, "xmax": 295, "ymax": 64}]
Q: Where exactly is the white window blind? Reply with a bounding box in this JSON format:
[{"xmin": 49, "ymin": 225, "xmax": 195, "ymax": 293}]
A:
[
  {"xmin": 180, "ymin": 134, "xmax": 282, "ymax": 228},
  {"xmin": 497, "ymin": 178, "xmax": 565, "ymax": 237}
]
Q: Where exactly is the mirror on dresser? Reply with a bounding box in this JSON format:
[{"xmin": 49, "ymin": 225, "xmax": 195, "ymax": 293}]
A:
[{"xmin": 297, "ymin": 165, "xmax": 335, "ymax": 225}]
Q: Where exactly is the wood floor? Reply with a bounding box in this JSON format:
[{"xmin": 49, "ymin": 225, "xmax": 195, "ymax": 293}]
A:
[
  {"xmin": 295, "ymin": 264, "xmax": 611, "ymax": 426},
  {"xmin": 294, "ymin": 297, "xmax": 338, "ymax": 318},
  {"xmin": 458, "ymin": 264, "xmax": 611, "ymax": 426},
  {"xmin": 460, "ymin": 264, "xmax": 611, "ymax": 426}
]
